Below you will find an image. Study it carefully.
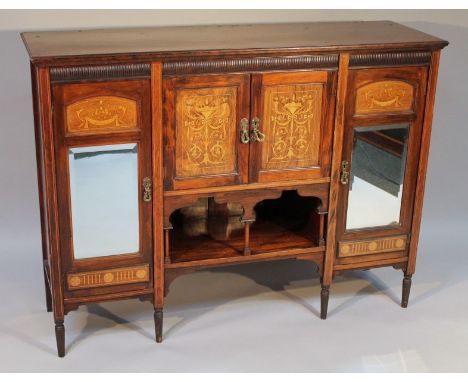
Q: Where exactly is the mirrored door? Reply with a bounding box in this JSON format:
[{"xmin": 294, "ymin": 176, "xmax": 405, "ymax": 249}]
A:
[
  {"xmin": 53, "ymin": 79, "xmax": 153, "ymax": 293},
  {"xmin": 336, "ymin": 66, "xmax": 428, "ymax": 251}
]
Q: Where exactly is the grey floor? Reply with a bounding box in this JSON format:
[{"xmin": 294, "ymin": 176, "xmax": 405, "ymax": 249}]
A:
[{"xmin": 0, "ymin": 222, "xmax": 467, "ymax": 372}]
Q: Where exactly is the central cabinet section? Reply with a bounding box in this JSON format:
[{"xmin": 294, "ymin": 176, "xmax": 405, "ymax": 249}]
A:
[
  {"xmin": 163, "ymin": 70, "xmax": 337, "ymax": 190},
  {"xmin": 162, "ymin": 66, "xmax": 337, "ymax": 270}
]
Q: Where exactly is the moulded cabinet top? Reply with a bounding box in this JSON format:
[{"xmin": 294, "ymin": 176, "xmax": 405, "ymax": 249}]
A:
[{"xmin": 22, "ymin": 21, "xmax": 448, "ymax": 64}]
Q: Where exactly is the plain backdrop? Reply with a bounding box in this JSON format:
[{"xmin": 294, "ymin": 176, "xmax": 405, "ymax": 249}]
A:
[{"xmin": 0, "ymin": 9, "xmax": 467, "ymax": 372}]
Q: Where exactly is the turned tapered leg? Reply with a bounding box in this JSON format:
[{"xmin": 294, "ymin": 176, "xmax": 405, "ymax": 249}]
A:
[
  {"xmin": 54, "ymin": 320, "xmax": 65, "ymax": 357},
  {"xmin": 154, "ymin": 308, "xmax": 163, "ymax": 343},
  {"xmin": 320, "ymin": 285, "xmax": 330, "ymax": 319},
  {"xmin": 43, "ymin": 269, "xmax": 52, "ymax": 312},
  {"xmin": 401, "ymin": 275, "xmax": 413, "ymax": 308}
]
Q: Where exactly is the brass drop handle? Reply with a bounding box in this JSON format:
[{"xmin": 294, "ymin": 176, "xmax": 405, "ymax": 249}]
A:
[
  {"xmin": 240, "ymin": 118, "xmax": 250, "ymax": 144},
  {"xmin": 250, "ymin": 117, "xmax": 265, "ymax": 142},
  {"xmin": 340, "ymin": 160, "xmax": 349, "ymax": 185},
  {"xmin": 143, "ymin": 177, "xmax": 152, "ymax": 202}
]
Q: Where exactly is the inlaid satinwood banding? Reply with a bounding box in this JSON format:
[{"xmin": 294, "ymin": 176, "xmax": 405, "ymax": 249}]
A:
[
  {"xmin": 338, "ymin": 235, "xmax": 407, "ymax": 257},
  {"xmin": 67, "ymin": 265, "xmax": 150, "ymax": 290}
]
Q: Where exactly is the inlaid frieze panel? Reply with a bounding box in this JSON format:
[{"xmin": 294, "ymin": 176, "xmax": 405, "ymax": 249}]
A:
[
  {"xmin": 175, "ymin": 86, "xmax": 237, "ymax": 178},
  {"xmin": 261, "ymin": 83, "xmax": 323, "ymax": 170},
  {"xmin": 67, "ymin": 265, "xmax": 149, "ymax": 290},
  {"xmin": 338, "ymin": 235, "xmax": 407, "ymax": 258},
  {"xmin": 355, "ymin": 80, "xmax": 414, "ymax": 114},
  {"xmin": 66, "ymin": 96, "xmax": 138, "ymax": 134}
]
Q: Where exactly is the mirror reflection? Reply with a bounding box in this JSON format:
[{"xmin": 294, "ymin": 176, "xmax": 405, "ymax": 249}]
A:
[
  {"xmin": 69, "ymin": 143, "xmax": 139, "ymax": 259},
  {"xmin": 346, "ymin": 124, "xmax": 409, "ymax": 230}
]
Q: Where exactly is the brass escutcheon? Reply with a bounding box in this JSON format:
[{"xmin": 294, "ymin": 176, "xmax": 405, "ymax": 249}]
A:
[{"xmin": 143, "ymin": 177, "xmax": 152, "ymax": 202}]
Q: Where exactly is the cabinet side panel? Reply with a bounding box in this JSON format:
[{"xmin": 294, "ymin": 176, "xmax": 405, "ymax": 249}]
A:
[
  {"xmin": 323, "ymin": 53, "xmax": 350, "ymax": 285},
  {"xmin": 152, "ymin": 62, "xmax": 164, "ymax": 308},
  {"xmin": 37, "ymin": 67, "xmax": 64, "ymax": 319},
  {"xmin": 30, "ymin": 63, "xmax": 51, "ymax": 268},
  {"xmin": 407, "ymin": 50, "xmax": 441, "ymax": 275}
]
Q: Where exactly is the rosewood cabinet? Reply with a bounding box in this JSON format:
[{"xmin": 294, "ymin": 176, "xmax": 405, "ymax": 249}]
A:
[{"xmin": 22, "ymin": 21, "xmax": 448, "ymax": 357}]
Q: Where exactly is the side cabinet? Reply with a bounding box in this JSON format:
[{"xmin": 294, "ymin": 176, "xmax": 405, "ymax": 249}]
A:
[
  {"xmin": 335, "ymin": 66, "xmax": 428, "ymax": 268},
  {"xmin": 22, "ymin": 21, "xmax": 447, "ymax": 358}
]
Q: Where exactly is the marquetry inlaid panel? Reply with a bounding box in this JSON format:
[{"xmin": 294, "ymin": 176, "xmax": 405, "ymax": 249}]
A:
[
  {"xmin": 175, "ymin": 86, "xmax": 237, "ymax": 177},
  {"xmin": 67, "ymin": 265, "xmax": 149, "ymax": 290},
  {"xmin": 66, "ymin": 96, "xmax": 138, "ymax": 134},
  {"xmin": 355, "ymin": 81, "xmax": 414, "ymax": 114},
  {"xmin": 261, "ymin": 83, "xmax": 323, "ymax": 170},
  {"xmin": 338, "ymin": 235, "xmax": 407, "ymax": 258}
]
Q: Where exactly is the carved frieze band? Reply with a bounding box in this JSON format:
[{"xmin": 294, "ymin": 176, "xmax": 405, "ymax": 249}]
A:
[
  {"xmin": 67, "ymin": 265, "xmax": 150, "ymax": 290},
  {"xmin": 338, "ymin": 235, "xmax": 407, "ymax": 258},
  {"xmin": 50, "ymin": 63, "xmax": 151, "ymax": 83},
  {"xmin": 349, "ymin": 51, "xmax": 431, "ymax": 67},
  {"xmin": 163, "ymin": 55, "xmax": 339, "ymax": 75}
]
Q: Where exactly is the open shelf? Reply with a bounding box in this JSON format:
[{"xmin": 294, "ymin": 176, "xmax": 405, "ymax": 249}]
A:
[{"xmin": 167, "ymin": 191, "xmax": 325, "ymax": 266}]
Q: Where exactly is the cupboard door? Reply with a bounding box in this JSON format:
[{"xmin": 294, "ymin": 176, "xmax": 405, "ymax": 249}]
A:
[
  {"xmin": 52, "ymin": 80, "xmax": 153, "ymax": 295},
  {"xmin": 336, "ymin": 66, "xmax": 428, "ymax": 259},
  {"xmin": 249, "ymin": 71, "xmax": 337, "ymax": 183},
  {"xmin": 163, "ymin": 74, "xmax": 250, "ymax": 190}
]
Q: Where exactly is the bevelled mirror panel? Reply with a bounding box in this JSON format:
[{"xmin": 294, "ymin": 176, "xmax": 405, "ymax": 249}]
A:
[
  {"xmin": 69, "ymin": 143, "xmax": 139, "ymax": 259},
  {"xmin": 346, "ymin": 124, "xmax": 409, "ymax": 230}
]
